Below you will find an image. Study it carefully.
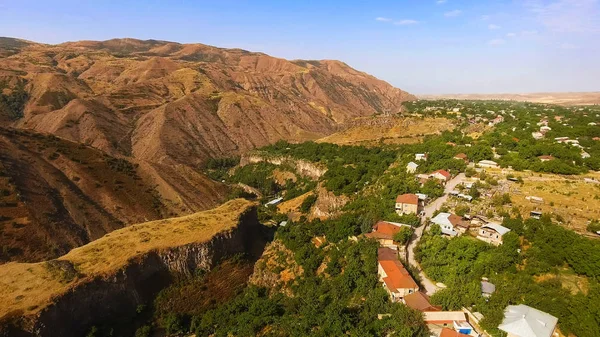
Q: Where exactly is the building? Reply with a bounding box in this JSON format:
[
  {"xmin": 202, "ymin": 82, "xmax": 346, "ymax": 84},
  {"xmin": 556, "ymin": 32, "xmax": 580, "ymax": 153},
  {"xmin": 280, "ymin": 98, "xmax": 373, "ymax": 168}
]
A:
[
  {"xmin": 538, "ymin": 155, "xmax": 555, "ymax": 162},
  {"xmin": 264, "ymin": 197, "xmax": 283, "ymax": 207},
  {"xmin": 431, "ymin": 170, "xmax": 451, "ymax": 183},
  {"xmin": 415, "ymin": 153, "xmax": 428, "ymax": 161},
  {"xmin": 431, "ymin": 213, "xmax": 464, "ymax": 237},
  {"xmin": 377, "ymin": 248, "xmax": 419, "ymax": 301},
  {"xmin": 395, "ymin": 194, "xmax": 420, "ymax": 216},
  {"xmin": 423, "ymin": 311, "xmax": 468, "ymax": 326},
  {"xmin": 365, "ymin": 221, "xmax": 411, "ymax": 249},
  {"xmin": 453, "ymin": 153, "xmax": 468, "ymax": 162},
  {"xmin": 403, "ymin": 291, "xmax": 441, "ymax": 312},
  {"xmin": 498, "ymin": 305, "xmax": 558, "ymax": 337},
  {"xmin": 481, "ymin": 280, "xmax": 496, "ymax": 298},
  {"xmin": 439, "ymin": 327, "xmax": 470, "ymax": 337},
  {"xmin": 532, "ymin": 132, "xmax": 544, "ymax": 140},
  {"xmin": 581, "ymin": 151, "xmax": 591, "ymax": 159},
  {"xmin": 478, "ymin": 160, "xmax": 499, "ymax": 168},
  {"xmin": 406, "ymin": 161, "xmax": 419, "ymax": 173},
  {"xmin": 477, "ymin": 223, "xmax": 511, "ymax": 245}
]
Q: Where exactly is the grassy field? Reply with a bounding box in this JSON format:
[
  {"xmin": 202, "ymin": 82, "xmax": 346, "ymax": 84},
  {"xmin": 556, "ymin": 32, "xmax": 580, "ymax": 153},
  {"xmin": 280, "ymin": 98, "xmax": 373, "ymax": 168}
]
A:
[
  {"xmin": 316, "ymin": 117, "xmax": 454, "ymax": 146},
  {"xmin": 0, "ymin": 199, "xmax": 254, "ymax": 319},
  {"xmin": 508, "ymin": 171, "xmax": 600, "ymax": 233}
]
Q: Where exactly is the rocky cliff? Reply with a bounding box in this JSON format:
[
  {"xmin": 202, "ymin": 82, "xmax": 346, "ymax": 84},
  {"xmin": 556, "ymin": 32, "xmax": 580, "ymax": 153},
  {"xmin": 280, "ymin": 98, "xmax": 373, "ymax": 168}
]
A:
[{"xmin": 0, "ymin": 199, "xmax": 262, "ymax": 337}]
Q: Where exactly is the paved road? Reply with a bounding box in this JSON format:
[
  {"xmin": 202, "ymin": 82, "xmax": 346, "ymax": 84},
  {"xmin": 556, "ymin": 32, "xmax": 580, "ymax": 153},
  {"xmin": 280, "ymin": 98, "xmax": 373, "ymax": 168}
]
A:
[{"xmin": 407, "ymin": 173, "xmax": 466, "ymax": 295}]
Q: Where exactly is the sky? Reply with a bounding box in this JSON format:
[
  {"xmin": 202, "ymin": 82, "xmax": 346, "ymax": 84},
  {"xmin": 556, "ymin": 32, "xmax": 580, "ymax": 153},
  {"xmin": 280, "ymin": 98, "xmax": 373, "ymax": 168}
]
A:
[{"xmin": 0, "ymin": 0, "xmax": 599, "ymax": 94}]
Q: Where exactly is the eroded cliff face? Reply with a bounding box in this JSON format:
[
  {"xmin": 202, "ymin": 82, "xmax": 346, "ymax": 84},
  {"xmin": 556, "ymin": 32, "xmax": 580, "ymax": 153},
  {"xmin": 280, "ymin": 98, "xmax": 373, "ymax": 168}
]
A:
[
  {"xmin": 0, "ymin": 207, "xmax": 263, "ymax": 337},
  {"xmin": 240, "ymin": 153, "xmax": 327, "ymax": 180}
]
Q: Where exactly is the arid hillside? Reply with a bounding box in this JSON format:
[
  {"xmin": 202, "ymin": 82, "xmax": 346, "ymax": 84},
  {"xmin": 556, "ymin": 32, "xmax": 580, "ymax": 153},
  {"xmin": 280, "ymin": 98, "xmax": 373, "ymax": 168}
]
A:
[
  {"xmin": 0, "ymin": 37, "xmax": 415, "ymax": 167},
  {"xmin": 0, "ymin": 128, "xmax": 226, "ymax": 263},
  {"xmin": 0, "ymin": 37, "xmax": 414, "ymax": 263}
]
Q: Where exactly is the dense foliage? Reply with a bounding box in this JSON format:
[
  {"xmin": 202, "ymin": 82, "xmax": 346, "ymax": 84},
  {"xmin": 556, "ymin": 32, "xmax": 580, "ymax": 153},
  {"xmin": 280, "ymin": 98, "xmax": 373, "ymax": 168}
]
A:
[{"xmin": 415, "ymin": 216, "xmax": 600, "ymax": 337}]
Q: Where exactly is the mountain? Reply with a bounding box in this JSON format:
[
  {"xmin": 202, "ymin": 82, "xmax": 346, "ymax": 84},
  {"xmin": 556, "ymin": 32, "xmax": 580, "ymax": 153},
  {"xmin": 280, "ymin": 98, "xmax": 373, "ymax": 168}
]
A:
[
  {"xmin": 0, "ymin": 37, "xmax": 415, "ymax": 166},
  {"xmin": 0, "ymin": 37, "xmax": 415, "ymax": 262}
]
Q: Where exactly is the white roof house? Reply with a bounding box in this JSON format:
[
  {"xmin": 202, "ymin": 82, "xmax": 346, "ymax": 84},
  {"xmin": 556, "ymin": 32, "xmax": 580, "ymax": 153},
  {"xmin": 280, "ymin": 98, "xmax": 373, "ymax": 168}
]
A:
[
  {"xmin": 406, "ymin": 161, "xmax": 419, "ymax": 173},
  {"xmin": 481, "ymin": 223, "xmax": 511, "ymax": 236},
  {"xmin": 431, "ymin": 213, "xmax": 460, "ymax": 237},
  {"xmin": 265, "ymin": 197, "xmax": 283, "ymax": 207},
  {"xmin": 498, "ymin": 305, "xmax": 558, "ymax": 337},
  {"xmin": 478, "ymin": 160, "xmax": 499, "ymax": 168}
]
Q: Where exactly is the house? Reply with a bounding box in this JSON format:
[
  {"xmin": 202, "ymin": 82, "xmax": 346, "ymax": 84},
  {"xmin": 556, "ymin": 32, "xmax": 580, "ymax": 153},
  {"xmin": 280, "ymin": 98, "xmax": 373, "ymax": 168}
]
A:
[
  {"xmin": 439, "ymin": 327, "xmax": 470, "ymax": 337},
  {"xmin": 457, "ymin": 193, "xmax": 473, "ymax": 202},
  {"xmin": 481, "ymin": 280, "xmax": 496, "ymax": 298},
  {"xmin": 453, "ymin": 153, "xmax": 468, "ymax": 162},
  {"xmin": 554, "ymin": 137, "xmax": 569, "ymax": 143},
  {"xmin": 403, "ymin": 291, "xmax": 441, "ymax": 312},
  {"xmin": 377, "ymin": 248, "xmax": 419, "ymax": 301},
  {"xmin": 431, "ymin": 213, "xmax": 464, "ymax": 237},
  {"xmin": 415, "ymin": 153, "xmax": 428, "ymax": 161},
  {"xmin": 589, "ymin": 122, "xmax": 597, "ymax": 126},
  {"xmin": 539, "ymin": 126, "xmax": 552, "ymax": 133},
  {"xmin": 498, "ymin": 305, "xmax": 558, "ymax": 337},
  {"xmin": 477, "ymin": 223, "xmax": 511, "ymax": 245},
  {"xmin": 581, "ymin": 151, "xmax": 591, "ymax": 159},
  {"xmin": 406, "ymin": 161, "xmax": 419, "ymax": 173},
  {"xmin": 395, "ymin": 194, "xmax": 420, "ymax": 216},
  {"xmin": 431, "ymin": 170, "xmax": 451, "ymax": 183},
  {"xmin": 532, "ymin": 132, "xmax": 544, "ymax": 140},
  {"xmin": 423, "ymin": 311, "xmax": 468, "ymax": 325},
  {"xmin": 538, "ymin": 155, "xmax": 555, "ymax": 162},
  {"xmin": 593, "ymin": 137, "xmax": 600, "ymax": 141},
  {"xmin": 478, "ymin": 160, "xmax": 499, "ymax": 168},
  {"xmin": 365, "ymin": 221, "xmax": 412, "ymax": 249}
]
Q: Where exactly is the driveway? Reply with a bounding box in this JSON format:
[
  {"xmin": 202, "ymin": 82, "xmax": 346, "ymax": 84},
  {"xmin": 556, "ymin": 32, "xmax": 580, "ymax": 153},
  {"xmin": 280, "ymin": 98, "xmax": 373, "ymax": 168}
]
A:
[{"xmin": 406, "ymin": 173, "xmax": 465, "ymax": 295}]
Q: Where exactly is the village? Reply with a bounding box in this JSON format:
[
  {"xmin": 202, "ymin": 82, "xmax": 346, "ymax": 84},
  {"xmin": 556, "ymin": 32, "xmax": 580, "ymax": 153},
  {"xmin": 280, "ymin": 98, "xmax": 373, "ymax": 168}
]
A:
[{"xmin": 365, "ymin": 151, "xmax": 561, "ymax": 337}]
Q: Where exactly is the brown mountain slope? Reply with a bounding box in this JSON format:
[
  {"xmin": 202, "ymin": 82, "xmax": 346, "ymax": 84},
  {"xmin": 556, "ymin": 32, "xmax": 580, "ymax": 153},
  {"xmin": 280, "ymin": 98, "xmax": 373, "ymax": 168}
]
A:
[
  {"xmin": 0, "ymin": 37, "xmax": 415, "ymax": 165},
  {"xmin": 0, "ymin": 128, "xmax": 226, "ymax": 263},
  {"xmin": 0, "ymin": 37, "xmax": 413, "ymax": 262}
]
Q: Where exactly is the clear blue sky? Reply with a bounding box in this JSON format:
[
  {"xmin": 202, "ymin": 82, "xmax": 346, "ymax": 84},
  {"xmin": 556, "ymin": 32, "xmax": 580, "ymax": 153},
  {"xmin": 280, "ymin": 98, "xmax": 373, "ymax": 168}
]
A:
[{"xmin": 1, "ymin": 0, "xmax": 599, "ymax": 94}]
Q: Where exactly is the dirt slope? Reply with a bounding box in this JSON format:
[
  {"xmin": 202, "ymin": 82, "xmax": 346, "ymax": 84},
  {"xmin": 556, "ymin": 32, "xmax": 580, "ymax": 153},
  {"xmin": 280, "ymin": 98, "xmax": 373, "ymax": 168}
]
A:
[{"xmin": 0, "ymin": 128, "xmax": 226, "ymax": 263}]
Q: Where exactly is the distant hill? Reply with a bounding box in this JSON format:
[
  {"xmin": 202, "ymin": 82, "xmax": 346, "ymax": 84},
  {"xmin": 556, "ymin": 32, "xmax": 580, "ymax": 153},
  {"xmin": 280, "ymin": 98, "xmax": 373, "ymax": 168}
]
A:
[{"xmin": 420, "ymin": 92, "xmax": 600, "ymax": 106}]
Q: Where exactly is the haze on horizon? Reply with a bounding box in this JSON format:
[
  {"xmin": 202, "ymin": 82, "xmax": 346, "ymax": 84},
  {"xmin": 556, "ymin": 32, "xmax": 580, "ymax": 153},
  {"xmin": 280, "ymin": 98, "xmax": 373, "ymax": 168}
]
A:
[{"xmin": 1, "ymin": 0, "xmax": 598, "ymax": 95}]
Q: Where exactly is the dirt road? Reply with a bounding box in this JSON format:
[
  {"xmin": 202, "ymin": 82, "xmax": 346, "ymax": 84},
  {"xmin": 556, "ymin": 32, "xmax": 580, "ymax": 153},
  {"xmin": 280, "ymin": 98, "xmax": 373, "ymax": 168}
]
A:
[{"xmin": 407, "ymin": 173, "xmax": 465, "ymax": 295}]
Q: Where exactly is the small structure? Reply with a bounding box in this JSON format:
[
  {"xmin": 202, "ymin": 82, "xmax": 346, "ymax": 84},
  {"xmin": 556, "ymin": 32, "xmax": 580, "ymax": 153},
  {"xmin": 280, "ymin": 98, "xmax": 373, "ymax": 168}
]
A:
[
  {"xmin": 481, "ymin": 280, "xmax": 496, "ymax": 298},
  {"xmin": 453, "ymin": 153, "xmax": 468, "ymax": 162},
  {"xmin": 265, "ymin": 197, "xmax": 283, "ymax": 207},
  {"xmin": 530, "ymin": 211, "xmax": 542, "ymax": 220},
  {"xmin": 526, "ymin": 196, "xmax": 544, "ymax": 204},
  {"xmin": 532, "ymin": 132, "xmax": 544, "ymax": 140},
  {"xmin": 423, "ymin": 311, "xmax": 468, "ymax": 325},
  {"xmin": 377, "ymin": 248, "xmax": 419, "ymax": 302},
  {"xmin": 416, "ymin": 193, "xmax": 428, "ymax": 201},
  {"xmin": 439, "ymin": 327, "xmax": 470, "ymax": 337},
  {"xmin": 395, "ymin": 194, "xmax": 420, "ymax": 216},
  {"xmin": 403, "ymin": 291, "xmax": 441, "ymax": 312},
  {"xmin": 431, "ymin": 170, "xmax": 452, "ymax": 183},
  {"xmin": 478, "ymin": 222, "xmax": 511, "ymax": 246},
  {"xmin": 538, "ymin": 155, "xmax": 555, "ymax": 162},
  {"xmin": 406, "ymin": 161, "xmax": 419, "ymax": 173},
  {"xmin": 415, "ymin": 153, "xmax": 428, "ymax": 161},
  {"xmin": 478, "ymin": 160, "xmax": 499, "ymax": 168},
  {"xmin": 431, "ymin": 213, "xmax": 464, "ymax": 237},
  {"xmin": 365, "ymin": 221, "xmax": 411, "ymax": 249},
  {"xmin": 278, "ymin": 221, "xmax": 288, "ymax": 227},
  {"xmin": 498, "ymin": 304, "xmax": 558, "ymax": 337},
  {"xmin": 457, "ymin": 193, "xmax": 473, "ymax": 202},
  {"xmin": 581, "ymin": 151, "xmax": 591, "ymax": 159}
]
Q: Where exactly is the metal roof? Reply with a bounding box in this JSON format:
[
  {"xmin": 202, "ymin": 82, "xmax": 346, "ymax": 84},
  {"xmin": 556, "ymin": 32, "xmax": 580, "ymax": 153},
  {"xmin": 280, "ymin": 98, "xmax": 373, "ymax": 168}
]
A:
[
  {"xmin": 498, "ymin": 305, "xmax": 558, "ymax": 337},
  {"xmin": 482, "ymin": 222, "xmax": 511, "ymax": 236}
]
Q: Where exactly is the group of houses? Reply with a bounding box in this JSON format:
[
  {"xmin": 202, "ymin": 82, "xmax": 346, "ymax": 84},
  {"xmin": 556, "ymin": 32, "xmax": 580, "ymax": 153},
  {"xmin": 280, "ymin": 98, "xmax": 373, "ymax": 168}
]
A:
[{"xmin": 429, "ymin": 212, "xmax": 512, "ymax": 245}]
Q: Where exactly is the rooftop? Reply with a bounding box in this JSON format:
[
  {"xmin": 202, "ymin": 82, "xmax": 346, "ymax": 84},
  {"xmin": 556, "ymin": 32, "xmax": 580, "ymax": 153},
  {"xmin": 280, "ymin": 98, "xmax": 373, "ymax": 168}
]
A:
[
  {"xmin": 498, "ymin": 304, "xmax": 558, "ymax": 337},
  {"xmin": 403, "ymin": 291, "xmax": 441, "ymax": 312},
  {"xmin": 396, "ymin": 193, "xmax": 419, "ymax": 205},
  {"xmin": 439, "ymin": 328, "xmax": 470, "ymax": 337},
  {"xmin": 482, "ymin": 222, "xmax": 511, "ymax": 236}
]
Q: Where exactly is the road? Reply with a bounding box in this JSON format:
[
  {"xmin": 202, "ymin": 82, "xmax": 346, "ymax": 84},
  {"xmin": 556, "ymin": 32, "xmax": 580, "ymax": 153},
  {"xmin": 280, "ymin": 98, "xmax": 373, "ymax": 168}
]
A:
[{"xmin": 407, "ymin": 173, "xmax": 466, "ymax": 295}]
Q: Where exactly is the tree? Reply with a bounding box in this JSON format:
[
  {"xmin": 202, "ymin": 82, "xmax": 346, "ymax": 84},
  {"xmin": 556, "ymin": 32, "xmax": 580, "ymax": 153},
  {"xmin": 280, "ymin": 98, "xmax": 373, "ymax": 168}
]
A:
[
  {"xmin": 300, "ymin": 194, "xmax": 318, "ymax": 213},
  {"xmin": 429, "ymin": 223, "xmax": 442, "ymax": 236},
  {"xmin": 393, "ymin": 227, "xmax": 414, "ymax": 245}
]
